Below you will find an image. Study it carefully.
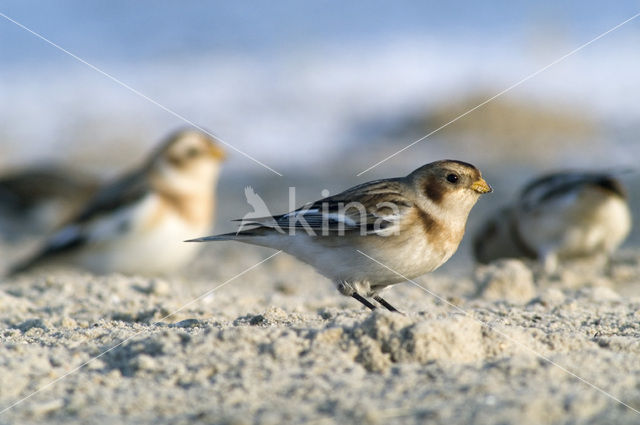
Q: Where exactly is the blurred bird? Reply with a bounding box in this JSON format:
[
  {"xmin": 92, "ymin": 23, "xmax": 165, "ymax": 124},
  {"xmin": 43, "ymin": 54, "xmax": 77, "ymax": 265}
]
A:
[
  {"xmin": 8, "ymin": 128, "xmax": 226, "ymax": 276},
  {"xmin": 0, "ymin": 166, "xmax": 100, "ymax": 240},
  {"xmin": 473, "ymin": 171, "xmax": 632, "ymax": 272},
  {"xmin": 188, "ymin": 160, "xmax": 491, "ymax": 311}
]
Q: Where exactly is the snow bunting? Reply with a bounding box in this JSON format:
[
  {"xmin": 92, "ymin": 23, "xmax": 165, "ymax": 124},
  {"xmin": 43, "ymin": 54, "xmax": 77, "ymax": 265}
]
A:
[
  {"xmin": 188, "ymin": 160, "xmax": 491, "ymax": 311},
  {"xmin": 8, "ymin": 128, "xmax": 226, "ymax": 276},
  {"xmin": 473, "ymin": 171, "xmax": 631, "ymax": 272}
]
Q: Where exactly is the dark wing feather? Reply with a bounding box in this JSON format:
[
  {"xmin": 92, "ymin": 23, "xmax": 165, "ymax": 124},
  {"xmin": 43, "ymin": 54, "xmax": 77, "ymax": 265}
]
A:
[
  {"xmin": 72, "ymin": 168, "xmax": 150, "ymax": 223},
  {"xmin": 520, "ymin": 171, "xmax": 626, "ymax": 211},
  {"xmin": 237, "ymin": 178, "xmax": 413, "ymax": 233}
]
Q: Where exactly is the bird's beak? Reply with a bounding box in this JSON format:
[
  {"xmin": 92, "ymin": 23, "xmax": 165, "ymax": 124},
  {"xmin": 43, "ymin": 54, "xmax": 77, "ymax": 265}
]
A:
[
  {"xmin": 471, "ymin": 178, "xmax": 493, "ymax": 194},
  {"xmin": 208, "ymin": 142, "xmax": 227, "ymax": 161}
]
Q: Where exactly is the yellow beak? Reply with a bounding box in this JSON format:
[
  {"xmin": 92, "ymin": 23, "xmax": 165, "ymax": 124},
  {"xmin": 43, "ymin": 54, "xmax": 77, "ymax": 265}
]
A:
[
  {"xmin": 208, "ymin": 142, "xmax": 227, "ymax": 161},
  {"xmin": 471, "ymin": 178, "xmax": 492, "ymax": 194}
]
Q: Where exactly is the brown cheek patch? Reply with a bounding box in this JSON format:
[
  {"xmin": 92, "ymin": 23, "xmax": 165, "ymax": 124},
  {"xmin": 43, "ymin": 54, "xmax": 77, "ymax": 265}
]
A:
[
  {"xmin": 416, "ymin": 208, "xmax": 442, "ymax": 234},
  {"xmin": 423, "ymin": 177, "xmax": 446, "ymax": 204},
  {"xmin": 167, "ymin": 154, "xmax": 183, "ymax": 168},
  {"xmin": 150, "ymin": 171, "xmax": 214, "ymax": 226},
  {"xmin": 415, "ymin": 207, "xmax": 464, "ymax": 248}
]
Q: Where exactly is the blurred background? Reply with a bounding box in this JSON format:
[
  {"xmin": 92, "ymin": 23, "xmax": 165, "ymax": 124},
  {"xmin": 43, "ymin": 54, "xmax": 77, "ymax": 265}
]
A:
[{"xmin": 1, "ymin": 1, "xmax": 639, "ymax": 272}]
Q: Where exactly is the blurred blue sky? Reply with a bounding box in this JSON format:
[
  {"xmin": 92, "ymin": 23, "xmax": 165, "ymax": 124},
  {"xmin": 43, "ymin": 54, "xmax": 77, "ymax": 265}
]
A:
[
  {"xmin": 2, "ymin": 1, "xmax": 639, "ymax": 63},
  {"xmin": 1, "ymin": 2, "xmax": 639, "ymax": 174}
]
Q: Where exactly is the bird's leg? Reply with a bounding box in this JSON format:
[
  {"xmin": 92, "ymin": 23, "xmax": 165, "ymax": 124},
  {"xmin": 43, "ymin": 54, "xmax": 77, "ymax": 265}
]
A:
[
  {"xmin": 351, "ymin": 293, "xmax": 377, "ymax": 311},
  {"xmin": 337, "ymin": 280, "xmax": 377, "ymax": 311},
  {"xmin": 373, "ymin": 295, "xmax": 402, "ymax": 314},
  {"xmin": 539, "ymin": 248, "xmax": 559, "ymax": 275},
  {"xmin": 604, "ymin": 253, "xmax": 615, "ymax": 278}
]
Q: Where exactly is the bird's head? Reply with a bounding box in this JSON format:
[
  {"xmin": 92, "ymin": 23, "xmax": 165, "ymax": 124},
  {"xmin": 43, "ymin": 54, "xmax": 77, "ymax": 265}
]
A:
[
  {"xmin": 150, "ymin": 128, "xmax": 226, "ymax": 195},
  {"xmin": 408, "ymin": 159, "xmax": 492, "ymax": 224}
]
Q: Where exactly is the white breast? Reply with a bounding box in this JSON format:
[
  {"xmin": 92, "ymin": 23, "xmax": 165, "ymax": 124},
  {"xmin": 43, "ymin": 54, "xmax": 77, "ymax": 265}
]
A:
[
  {"xmin": 253, "ymin": 229, "xmax": 460, "ymax": 289},
  {"xmin": 75, "ymin": 195, "xmax": 210, "ymax": 275}
]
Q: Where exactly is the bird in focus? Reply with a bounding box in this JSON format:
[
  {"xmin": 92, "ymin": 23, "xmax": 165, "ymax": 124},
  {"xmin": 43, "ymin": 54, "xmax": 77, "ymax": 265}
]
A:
[
  {"xmin": 473, "ymin": 171, "xmax": 632, "ymax": 272},
  {"xmin": 7, "ymin": 128, "xmax": 226, "ymax": 276},
  {"xmin": 188, "ymin": 160, "xmax": 492, "ymax": 311}
]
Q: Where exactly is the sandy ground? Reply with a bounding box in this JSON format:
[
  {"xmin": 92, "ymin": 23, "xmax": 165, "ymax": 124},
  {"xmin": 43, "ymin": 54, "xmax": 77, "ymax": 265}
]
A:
[{"xmin": 2, "ymin": 241, "xmax": 640, "ymax": 425}]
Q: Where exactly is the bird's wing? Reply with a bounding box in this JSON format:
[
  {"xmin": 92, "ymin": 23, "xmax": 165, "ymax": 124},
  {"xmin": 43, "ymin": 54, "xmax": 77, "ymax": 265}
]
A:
[
  {"xmin": 238, "ymin": 179, "xmax": 414, "ymax": 235},
  {"xmin": 72, "ymin": 168, "xmax": 150, "ymax": 223},
  {"xmin": 519, "ymin": 171, "xmax": 625, "ymax": 211}
]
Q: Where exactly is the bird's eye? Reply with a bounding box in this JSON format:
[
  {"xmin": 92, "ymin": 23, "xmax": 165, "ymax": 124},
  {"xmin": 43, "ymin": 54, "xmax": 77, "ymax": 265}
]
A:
[
  {"xmin": 446, "ymin": 173, "xmax": 459, "ymax": 184},
  {"xmin": 186, "ymin": 147, "xmax": 200, "ymax": 158}
]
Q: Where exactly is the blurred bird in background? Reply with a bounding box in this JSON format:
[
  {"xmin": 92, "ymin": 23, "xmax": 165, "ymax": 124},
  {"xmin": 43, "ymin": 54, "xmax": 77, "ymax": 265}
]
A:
[
  {"xmin": 7, "ymin": 128, "xmax": 226, "ymax": 276},
  {"xmin": 0, "ymin": 166, "xmax": 100, "ymax": 240},
  {"xmin": 474, "ymin": 171, "xmax": 632, "ymax": 272}
]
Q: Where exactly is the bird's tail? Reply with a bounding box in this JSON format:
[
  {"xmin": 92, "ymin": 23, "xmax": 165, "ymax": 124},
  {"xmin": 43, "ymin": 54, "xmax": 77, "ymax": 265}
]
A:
[
  {"xmin": 185, "ymin": 233, "xmax": 236, "ymax": 242},
  {"xmin": 185, "ymin": 228, "xmax": 268, "ymax": 243}
]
